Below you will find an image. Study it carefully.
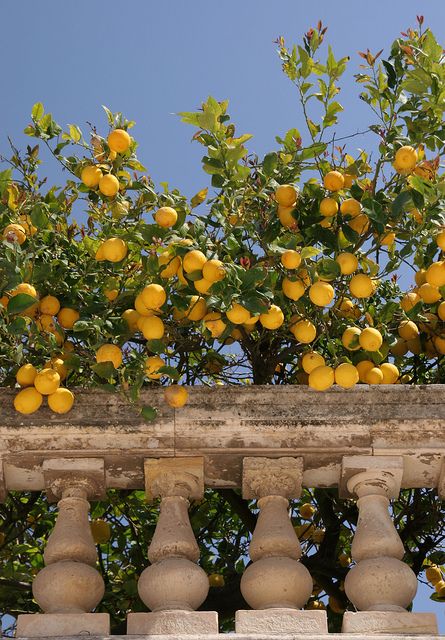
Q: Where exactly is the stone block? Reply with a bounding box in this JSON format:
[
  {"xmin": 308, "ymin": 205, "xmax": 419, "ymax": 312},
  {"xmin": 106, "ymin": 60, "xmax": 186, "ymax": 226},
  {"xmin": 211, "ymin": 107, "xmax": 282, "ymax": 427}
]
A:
[
  {"xmin": 235, "ymin": 608, "xmax": 328, "ymax": 634},
  {"xmin": 42, "ymin": 457, "xmax": 106, "ymax": 501},
  {"xmin": 242, "ymin": 457, "xmax": 304, "ymax": 499},
  {"xmin": 340, "ymin": 455, "xmax": 404, "ymax": 498},
  {"xmin": 342, "ymin": 610, "xmax": 438, "ymax": 635},
  {"xmin": 144, "ymin": 457, "xmax": 204, "ymax": 501},
  {"xmin": 127, "ymin": 610, "xmax": 218, "ymax": 634},
  {"xmin": 15, "ymin": 612, "xmax": 110, "ymax": 637}
]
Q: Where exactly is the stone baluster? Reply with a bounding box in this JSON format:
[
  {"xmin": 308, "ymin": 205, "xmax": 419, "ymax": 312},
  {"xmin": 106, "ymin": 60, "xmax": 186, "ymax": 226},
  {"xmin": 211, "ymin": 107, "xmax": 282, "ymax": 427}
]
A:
[
  {"xmin": 127, "ymin": 457, "xmax": 218, "ymax": 635},
  {"xmin": 235, "ymin": 457, "xmax": 327, "ymax": 634},
  {"xmin": 340, "ymin": 455, "xmax": 438, "ymax": 635},
  {"xmin": 16, "ymin": 458, "xmax": 109, "ymax": 638}
]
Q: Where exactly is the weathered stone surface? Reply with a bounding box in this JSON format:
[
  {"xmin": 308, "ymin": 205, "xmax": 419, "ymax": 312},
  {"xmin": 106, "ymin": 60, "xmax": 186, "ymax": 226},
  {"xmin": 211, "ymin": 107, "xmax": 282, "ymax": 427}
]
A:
[
  {"xmin": 15, "ymin": 612, "xmax": 110, "ymax": 637},
  {"xmin": 342, "ymin": 611, "xmax": 439, "ymax": 635},
  {"xmin": 10, "ymin": 635, "xmax": 442, "ymax": 640},
  {"xmin": 127, "ymin": 610, "xmax": 218, "ymax": 634},
  {"xmin": 1, "ymin": 385, "xmax": 445, "ymax": 494},
  {"xmin": 235, "ymin": 609, "xmax": 328, "ymax": 633}
]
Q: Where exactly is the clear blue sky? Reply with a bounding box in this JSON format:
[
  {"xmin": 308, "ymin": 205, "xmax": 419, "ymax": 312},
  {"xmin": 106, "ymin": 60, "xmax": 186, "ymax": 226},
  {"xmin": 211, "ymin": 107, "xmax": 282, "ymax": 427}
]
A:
[{"xmin": 1, "ymin": 0, "xmax": 444, "ymax": 630}]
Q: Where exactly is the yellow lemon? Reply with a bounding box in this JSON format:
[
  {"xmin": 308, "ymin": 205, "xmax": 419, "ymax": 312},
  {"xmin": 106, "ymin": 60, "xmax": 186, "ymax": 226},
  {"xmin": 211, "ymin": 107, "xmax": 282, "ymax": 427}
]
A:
[
  {"xmin": 204, "ymin": 312, "xmax": 226, "ymax": 338},
  {"xmin": 418, "ymin": 283, "xmax": 441, "ymax": 304},
  {"xmin": 39, "ymin": 295, "xmax": 60, "ymax": 315},
  {"xmin": 34, "ymin": 369, "xmax": 60, "ymax": 395},
  {"xmin": 108, "ymin": 129, "xmax": 131, "ymax": 153},
  {"xmin": 145, "ymin": 355, "xmax": 165, "ymax": 379},
  {"xmin": 90, "ymin": 519, "xmax": 112, "ymax": 544},
  {"xmin": 57, "ymin": 308, "xmax": 79, "ymax": 329},
  {"xmin": 426, "ymin": 261, "xmax": 445, "ymax": 288},
  {"xmin": 323, "ymin": 171, "xmax": 344, "ymax": 192},
  {"xmin": 401, "ymin": 292, "xmax": 421, "ymax": 312},
  {"xmin": 164, "ymin": 385, "xmax": 189, "ymax": 408},
  {"xmin": 349, "ymin": 213, "xmax": 369, "ymax": 234},
  {"xmin": 14, "ymin": 387, "xmax": 43, "ymax": 414},
  {"xmin": 9, "ymin": 282, "xmax": 38, "ymax": 299},
  {"xmin": 309, "ymin": 281, "xmax": 334, "ymax": 307},
  {"xmin": 380, "ymin": 362, "xmax": 399, "ymax": 384},
  {"xmin": 438, "ymin": 301, "xmax": 445, "ymax": 321},
  {"xmin": 319, "ymin": 197, "xmax": 338, "ymax": 217},
  {"xmin": 334, "ymin": 363, "xmax": 359, "ymax": 389},
  {"xmin": 275, "ymin": 184, "xmax": 298, "ymax": 207},
  {"xmin": 202, "ymin": 259, "xmax": 226, "ymax": 282},
  {"xmin": 81, "ymin": 165, "xmax": 102, "ymax": 188},
  {"xmin": 226, "ymin": 303, "xmax": 250, "ymax": 325},
  {"xmin": 281, "ymin": 250, "xmax": 302, "ymax": 270},
  {"xmin": 155, "ymin": 206, "xmax": 178, "ymax": 228},
  {"xmin": 159, "ymin": 254, "xmax": 181, "ymax": 278},
  {"xmin": 259, "ymin": 305, "xmax": 284, "ymax": 330},
  {"xmin": 299, "ymin": 503, "xmax": 315, "ymax": 519},
  {"xmin": 140, "ymin": 284, "xmax": 166, "ymax": 310},
  {"xmin": 390, "ymin": 338, "xmax": 408, "ymax": 357},
  {"xmin": 395, "ymin": 145, "xmax": 417, "ymax": 171},
  {"xmin": 134, "ymin": 294, "xmax": 155, "ymax": 317},
  {"xmin": 44, "ymin": 357, "xmax": 68, "ymax": 381},
  {"xmin": 359, "ymin": 327, "xmax": 383, "ymax": 352},
  {"xmin": 122, "ymin": 308, "xmax": 140, "ymax": 333},
  {"xmin": 436, "ymin": 230, "xmax": 445, "ymax": 251},
  {"xmin": 366, "ymin": 366, "xmax": 384, "ymax": 385},
  {"xmin": 309, "ymin": 365, "xmax": 335, "ymax": 391},
  {"xmin": 342, "ymin": 173, "xmax": 355, "ymax": 188},
  {"xmin": 3, "ymin": 223, "xmax": 26, "ymax": 244},
  {"xmin": 16, "ymin": 363, "xmax": 38, "ymax": 387},
  {"xmin": 340, "ymin": 198, "xmax": 361, "ymax": 217},
  {"xmin": 290, "ymin": 319, "xmax": 316, "ymax": 343},
  {"xmin": 208, "ymin": 574, "xmax": 225, "ymax": 588},
  {"xmin": 356, "ymin": 359, "xmax": 374, "ymax": 382},
  {"xmin": 183, "ymin": 250, "xmax": 207, "ymax": 273},
  {"xmin": 138, "ymin": 315, "xmax": 165, "ymax": 340},
  {"xmin": 101, "ymin": 237, "xmax": 127, "ymax": 262},
  {"xmin": 398, "ymin": 320, "xmax": 419, "ymax": 340},
  {"xmin": 99, "ymin": 174, "xmax": 120, "ymax": 197},
  {"xmin": 426, "ymin": 566, "xmax": 443, "ymax": 585},
  {"xmin": 48, "ymin": 388, "xmax": 74, "ymax": 414},
  {"xmin": 194, "ymin": 278, "xmax": 212, "ymax": 294},
  {"xmin": 278, "ymin": 204, "xmax": 297, "ymax": 227},
  {"xmin": 185, "ymin": 296, "xmax": 207, "ymax": 321},
  {"xmin": 302, "ymin": 351, "xmax": 325, "ymax": 374},
  {"xmin": 282, "ymin": 277, "xmax": 305, "ymax": 301},
  {"xmin": 95, "ymin": 344, "xmax": 123, "ymax": 369},
  {"xmin": 342, "ymin": 327, "xmax": 361, "ymax": 351},
  {"xmin": 336, "ymin": 252, "xmax": 358, "ymax": 275},
  {"xmin": 349, "ymin": 274, "xmax": 375, "ymax": 298}
]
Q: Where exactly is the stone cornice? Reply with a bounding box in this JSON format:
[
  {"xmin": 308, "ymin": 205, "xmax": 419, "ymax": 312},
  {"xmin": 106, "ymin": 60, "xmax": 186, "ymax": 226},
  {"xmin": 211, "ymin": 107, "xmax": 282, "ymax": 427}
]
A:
[{"xmin": 1, "ymin": 385, "xmax": 444, "ymax": 497}]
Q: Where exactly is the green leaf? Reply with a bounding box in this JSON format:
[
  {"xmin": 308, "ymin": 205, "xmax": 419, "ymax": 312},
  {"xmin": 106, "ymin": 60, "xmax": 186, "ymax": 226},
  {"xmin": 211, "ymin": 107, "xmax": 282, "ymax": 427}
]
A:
[
  {"xmin": 298, "ymin": 142, "xmax": 327, "ymax": 160},
  {"xmin": 141, "ymin": 405, "xmax": 158, "ymax": 422},
  {"xmin": 391, "ymin": 191, "xmax": 412, "ymax": 217},
  {"xmin": 317, "ymin": 258, "xmax": 340, "ymax": 281},
  {"xmin": 31, "ymin": 102, "xmax": 44, "ymax": 121},
  {"xmin": 191, "ymin": 187, "xmax": 208, "ymax": 208},
  {"xmin": 31, "ymin": 205, "xmax": 49, "ymax": 228},
  {"xmin": 0, "ymin": 169, "xmax": 12, "ymax": 197},
  {"xmin": 92, "ymin": 362, "xmax": 117, "ymax": 379},
  {"xmin": 146, "ymin": 339, "xmax": 165, "ymax": 354},
  {"xmin": 263, "ymin": 152, "xmax": 278, "ymax": 176},
  {"xmin": 68, "ymin": 124, "xmax": 82, "ymax": 143},
  {"xmin": 428, "ymin": 551, "xmax": 445, "ymax": 565},
  {"xmin": 158, "ymin": 366, "xmax": 180, "ymax": 381},
  {"xmin": 7, "ymin": 294, "xmax": 38, "ymax": 315},
  {"xmin": 301, "ymin": 246, "xmax": 321, "ymax": 260}
]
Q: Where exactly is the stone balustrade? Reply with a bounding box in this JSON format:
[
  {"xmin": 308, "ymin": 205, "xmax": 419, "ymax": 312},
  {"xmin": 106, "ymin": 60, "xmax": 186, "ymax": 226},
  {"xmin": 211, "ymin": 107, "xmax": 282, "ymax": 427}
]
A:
[{"xmin": 0, "ymin": 385, "xmax": 444, "ymax": 638}]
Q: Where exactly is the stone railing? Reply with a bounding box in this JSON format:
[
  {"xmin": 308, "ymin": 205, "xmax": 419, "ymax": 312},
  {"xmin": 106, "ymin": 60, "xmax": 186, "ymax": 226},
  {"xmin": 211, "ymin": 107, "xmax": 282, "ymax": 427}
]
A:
[{"xmin": 0, "ymin": 385, "xmax": 444, "ymax": 638}]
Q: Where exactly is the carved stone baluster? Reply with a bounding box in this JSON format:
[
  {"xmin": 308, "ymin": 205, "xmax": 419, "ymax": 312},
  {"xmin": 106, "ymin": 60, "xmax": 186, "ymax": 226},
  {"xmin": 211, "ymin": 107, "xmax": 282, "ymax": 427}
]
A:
[
  {"xmin": 16, "ymin": 458, "xmax": 109, "ymax": 638},
  {"xmin": 235, "ymin": 457, "xmax": 328, "ymax": 634},
  {"xmin": 127, "ymin": 457, "xmax": 218, "ymax": 635},
  {"xmin": 341, "ymin": 455, "xmax": 438, "ymax": 635}
]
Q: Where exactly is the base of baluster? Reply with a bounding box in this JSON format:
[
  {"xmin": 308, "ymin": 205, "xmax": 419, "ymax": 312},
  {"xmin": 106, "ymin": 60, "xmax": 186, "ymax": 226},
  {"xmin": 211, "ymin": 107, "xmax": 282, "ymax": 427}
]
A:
[
  {"xmin": 342, "ymin": 611, "xmax": 438, "ymax": 635},
  {"xmin": 16, "ymin": 612, "xmax": 110, "ymax": 637},
  {"xmin": 127, "ymin": 610, "xmax": 219, "ymax": 634},
  {"xmin": 235, "ymin": 609, "xmax": 328, "ymax": 634}
]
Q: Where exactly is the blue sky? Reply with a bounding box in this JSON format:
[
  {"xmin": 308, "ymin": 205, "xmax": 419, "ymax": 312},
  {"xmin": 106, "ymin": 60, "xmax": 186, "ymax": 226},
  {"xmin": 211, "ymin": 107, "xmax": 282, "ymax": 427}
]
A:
[{"xmin": 1, "ymin": 0, "xmax": 444, "ymax": 630}]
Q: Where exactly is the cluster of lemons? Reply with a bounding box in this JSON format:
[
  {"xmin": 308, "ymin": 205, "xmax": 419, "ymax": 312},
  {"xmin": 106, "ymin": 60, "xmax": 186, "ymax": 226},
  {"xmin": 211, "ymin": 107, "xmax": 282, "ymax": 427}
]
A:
[{"xmin": 13, "ymin": 360, "xmax": 73, "ymax": 415}]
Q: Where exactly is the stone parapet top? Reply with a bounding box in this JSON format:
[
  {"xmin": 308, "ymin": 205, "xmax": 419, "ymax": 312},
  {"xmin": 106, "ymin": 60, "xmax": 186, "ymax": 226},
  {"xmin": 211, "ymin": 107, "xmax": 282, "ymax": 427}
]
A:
[
  {"xmin": 1, "ymin": 385, "xmax": 444, "ymax": 495},
  {"xmin": 12, "ymin": 634, "xmax": 445, "ymax": 640}
]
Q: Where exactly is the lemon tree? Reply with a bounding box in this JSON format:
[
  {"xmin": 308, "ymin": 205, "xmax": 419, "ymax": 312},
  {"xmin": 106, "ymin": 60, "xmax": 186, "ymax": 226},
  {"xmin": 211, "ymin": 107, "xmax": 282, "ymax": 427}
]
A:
[{"xmin": 1, "ymin": 19, "xmax": 445, "ymax": 634}]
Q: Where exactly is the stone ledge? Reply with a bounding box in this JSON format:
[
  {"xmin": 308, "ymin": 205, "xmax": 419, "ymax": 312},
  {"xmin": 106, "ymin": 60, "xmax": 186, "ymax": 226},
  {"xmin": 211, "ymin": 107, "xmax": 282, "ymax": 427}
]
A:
[
  {"xmin": 1, "ymin": 385, "xmax": 444, "ymax": 494},
  {"xmin": 12, "ymin": 634, "xmax": 445, "ymax": 640}
]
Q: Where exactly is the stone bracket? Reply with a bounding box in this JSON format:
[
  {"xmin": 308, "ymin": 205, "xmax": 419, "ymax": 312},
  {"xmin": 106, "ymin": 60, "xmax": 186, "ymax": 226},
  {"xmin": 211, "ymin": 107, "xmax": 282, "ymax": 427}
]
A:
[
  {"xmin": 340, "ymin": 455, "xmax": 404, "ymax": 499},
  {"xmin": 242, "ymin": 456, "xmax": 303, "ymax": 499},
  {"xmin": 42, "ymin": 457, "xmax": 106, "ymax": 502},
  {"xmin": 144, "ymin": 457, "xmax": 204, "ymax": 501}
]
